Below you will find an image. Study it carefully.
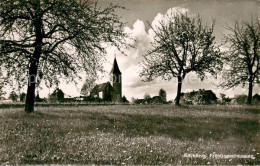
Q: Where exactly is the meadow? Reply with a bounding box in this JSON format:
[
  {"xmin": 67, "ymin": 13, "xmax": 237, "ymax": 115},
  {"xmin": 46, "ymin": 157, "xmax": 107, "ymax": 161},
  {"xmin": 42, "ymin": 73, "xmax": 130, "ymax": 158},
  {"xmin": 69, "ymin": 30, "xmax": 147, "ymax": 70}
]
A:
[{"xmin": 0, "ymin": 104, "xmax": 259, "ymax": 165}]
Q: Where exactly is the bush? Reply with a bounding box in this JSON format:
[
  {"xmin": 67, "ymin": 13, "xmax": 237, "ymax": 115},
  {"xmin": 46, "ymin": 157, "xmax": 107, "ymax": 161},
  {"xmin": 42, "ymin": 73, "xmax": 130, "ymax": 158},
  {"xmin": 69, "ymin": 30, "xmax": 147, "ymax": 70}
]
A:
[
  {"xmin": 9, "ymin": 91, "xmax": 18, "ymax": 102},
  {"xmin": 219, "ymin": 93, "xmax": 231, "ymax": 105},
  {"xmin": 234, "ymin": 94, "xmax": 248, "ymax": 105},
  {"xmin": 20, "ymin": 93, "xmax": 26, "ymax": 102},
  {"xmin": 252, "ymin": 94, "xmax": 260, "ymax": 105},
  {"xmin": 122, "ymin": 95, "xmax": 129, "ymax": 103},
  {"xmin": 134, "ymin": 99, "xmax": 145, "ymax": 104}
]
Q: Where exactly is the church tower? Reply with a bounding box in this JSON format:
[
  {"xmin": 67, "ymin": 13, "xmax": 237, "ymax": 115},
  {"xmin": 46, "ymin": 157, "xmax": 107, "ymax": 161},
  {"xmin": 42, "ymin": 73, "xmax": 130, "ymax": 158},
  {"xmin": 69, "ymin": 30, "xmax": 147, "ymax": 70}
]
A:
[{"xmin": 110, "ymin": 57, "xmax": 122, "ymax": 101}]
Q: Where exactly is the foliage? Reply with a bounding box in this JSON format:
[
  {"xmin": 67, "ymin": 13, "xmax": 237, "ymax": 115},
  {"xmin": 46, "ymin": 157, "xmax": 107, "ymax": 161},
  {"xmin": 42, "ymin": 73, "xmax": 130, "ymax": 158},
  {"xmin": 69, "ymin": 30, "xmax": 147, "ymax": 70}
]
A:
[
  {"xmin": 158, "ymin": 89, "xmax": 167, "ymax": 101},
  {"xmin": 134, "ymin": 95, "xmax": 167, "ymax": 105},
  {"xmin": 219, "ymin": 93, "xmax": 231, "ymax": 105},
  {"xmin": 140, "ymin": 12, "xmax": 222, "ymax": 105},
  {"xmin": 49, "ymin": 88, "xmax": 64, "ymax": 102},
  {"xmin": 20, "ymin": 93, "xmax": 26, "ymax": 103},
  {"xmin": 234, "ymin": 94, "xmax": 248, "ymax": 105},
  {"xmin": 9, "ymin": 90, "xmax": 18, "ymax": 102},
  {"xmin": 252, "ymin": 94, "xmax": 260, "ymax": 105},
  {"xmin": 221, "ymin": 18, "xmax": 260, "ymax": 104},
  {"xmin": 0, "ymin": 0, "xmax": 128, "ymax": 112},
  {"xmin": 122, "ymin": 95, "xmax": 129, "ymax": 103},
  {"xmin": 0, "ymin": 70, "xmax": 5, "ymax": 99},
  {"xmin": 133, "ymin": 98, "xmax": 145, "ymax": 104}
]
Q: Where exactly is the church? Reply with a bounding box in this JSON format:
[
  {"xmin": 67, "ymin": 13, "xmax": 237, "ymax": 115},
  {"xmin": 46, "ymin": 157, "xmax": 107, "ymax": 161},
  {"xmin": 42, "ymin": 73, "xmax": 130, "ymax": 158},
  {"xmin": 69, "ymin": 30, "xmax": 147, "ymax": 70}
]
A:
[{"xmin": 90, "ymin": 58, "xmax": 122, "ymax": 102}]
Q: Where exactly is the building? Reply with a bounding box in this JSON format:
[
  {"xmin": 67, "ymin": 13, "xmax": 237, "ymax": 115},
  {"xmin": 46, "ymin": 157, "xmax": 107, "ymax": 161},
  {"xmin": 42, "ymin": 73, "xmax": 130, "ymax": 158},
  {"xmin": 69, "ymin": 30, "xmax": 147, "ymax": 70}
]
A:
[{"xmin": 90, "ymin": 57, "xmax": 122, "ymax": 102}]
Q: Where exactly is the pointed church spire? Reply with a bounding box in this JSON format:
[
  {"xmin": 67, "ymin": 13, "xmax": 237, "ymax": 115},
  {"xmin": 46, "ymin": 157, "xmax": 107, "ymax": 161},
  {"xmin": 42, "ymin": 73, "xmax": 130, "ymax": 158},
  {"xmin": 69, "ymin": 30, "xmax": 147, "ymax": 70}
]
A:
[{"xmin": 110, "ymin": 57, "xmax": 121, "ymax": 74}]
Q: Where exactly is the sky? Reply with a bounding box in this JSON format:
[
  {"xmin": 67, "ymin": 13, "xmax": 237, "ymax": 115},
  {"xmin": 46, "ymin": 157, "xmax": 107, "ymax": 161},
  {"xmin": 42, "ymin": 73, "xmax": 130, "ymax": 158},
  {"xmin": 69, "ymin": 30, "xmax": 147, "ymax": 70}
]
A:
[{"xmin": 5, "ymin": 0, "xmax": 260, "ymax": 100}]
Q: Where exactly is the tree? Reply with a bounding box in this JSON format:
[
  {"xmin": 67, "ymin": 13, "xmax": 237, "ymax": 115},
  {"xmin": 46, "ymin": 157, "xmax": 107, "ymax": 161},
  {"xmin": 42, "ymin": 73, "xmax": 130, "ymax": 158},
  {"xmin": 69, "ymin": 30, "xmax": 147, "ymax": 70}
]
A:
[
  {"xmin": 49, "ymin": 88, "xmax": 64, "ymax": 102},
  {"xmin": 159, "ymin": 88, "xmax": 167, "ymax": 101},
  {"xmin": 9, "ymin": 90, "xmax": 18, "ymax": 102},
  {"xmin": 140, "ymin": 13, "xmax": 222, "ymax": 105},
  {"xmin": 81, "ymin": 77, "xmax": 95, "ymax": 96},
  {"xmin": 221, "ymin": 18, "xmax": 260, "ymax": 105},
  {"xmin": 20, "ymin": 92, "xmax": 26, "ymax": 103},
  {"xmin": 122, "ymin": 95, "xmax": 129, "ymax": 103},
  {"xmin": 0, "ymin": 70, "xmax": 5, "ymax": 99},
  {"xmin": 0, "ymin": 0, "xmax": 127, "ymax": 112}
]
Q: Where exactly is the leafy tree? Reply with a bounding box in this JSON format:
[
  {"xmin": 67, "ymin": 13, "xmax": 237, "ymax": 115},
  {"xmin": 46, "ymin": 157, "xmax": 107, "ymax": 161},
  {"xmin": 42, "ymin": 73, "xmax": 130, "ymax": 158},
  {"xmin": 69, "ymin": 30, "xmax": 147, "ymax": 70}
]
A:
[
  {"xmin": 49, "ymin": 88, "xmax": 64, "ymax": 102},
  {"xmin": 159, "ymin": 88, "xmax": 167, "ymax": 101},
  {"xmin": 0, "ymin": 0, "xmax": 127, "ymax": 112},
  {"xmin": 9, "ymin": 90, "xmax": 18, "ymax": 102},
  {"xmin": 140, "ymin": 12, "xmax": 222, "ymax": 105},
  {"xmin": 20, "ymin": 92, "xmax": 26, "ymax": 103},
  {"xmin": 221, "ymin": 18, "xmax": 260, "ymax": 105},
  {"xmin": 122, "ymin": 95, "xmax": 129, "ymax": 103}
]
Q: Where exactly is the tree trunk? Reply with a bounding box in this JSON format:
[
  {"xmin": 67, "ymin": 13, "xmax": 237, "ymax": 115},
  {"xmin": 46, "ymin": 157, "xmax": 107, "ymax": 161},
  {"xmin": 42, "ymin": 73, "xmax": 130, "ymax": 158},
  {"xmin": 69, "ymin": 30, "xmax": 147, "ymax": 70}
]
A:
[
  {"xmin": 25, "ymin": 8, "xmax": 42, "ymax": 113},
  {"xmin": 175, "ymin": 76, "xmax": 183, "ymax": 106},
  {"xmin": 25, "ymin": 62, "xmax": 38, "ymax": 113},
  {"xmin": 247, "ymin": 78, "xmax": 253, "ymax": 105}
]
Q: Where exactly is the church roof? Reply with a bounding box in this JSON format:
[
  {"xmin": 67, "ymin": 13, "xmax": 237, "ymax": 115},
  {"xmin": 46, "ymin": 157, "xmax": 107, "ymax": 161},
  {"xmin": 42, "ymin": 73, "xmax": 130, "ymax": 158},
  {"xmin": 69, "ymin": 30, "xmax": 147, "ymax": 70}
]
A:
[
  {"xmin": 110, "ymin": 58, "xmax": 121, "ymax": 74},
  {"xmin": 91, "ymin": 82, "xmax": 114, "ymax": 93}
]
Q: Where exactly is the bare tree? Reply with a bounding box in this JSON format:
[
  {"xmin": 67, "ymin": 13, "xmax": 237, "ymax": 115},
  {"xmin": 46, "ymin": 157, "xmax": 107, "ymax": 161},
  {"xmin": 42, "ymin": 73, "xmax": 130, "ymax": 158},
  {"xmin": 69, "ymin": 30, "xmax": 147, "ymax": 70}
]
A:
[
  {"xmin": 221, "ymin": 18, "xmax": 260, "ymax": 105},
  {"xmin": 0, "ymin": 0, "xmax": 127, "ymax": 112},
  {"xmin": 140, "ymin": 12, "xmax": 222, "ymax": 105}
]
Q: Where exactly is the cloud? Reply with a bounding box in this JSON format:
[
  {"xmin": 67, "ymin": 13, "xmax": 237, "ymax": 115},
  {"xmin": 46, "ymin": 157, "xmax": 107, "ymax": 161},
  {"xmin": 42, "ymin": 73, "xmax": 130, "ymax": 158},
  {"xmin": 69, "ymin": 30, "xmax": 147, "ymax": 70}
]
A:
[{"xmin": 148, "ymin": 7, "xmax": 189, "ymax": 40}]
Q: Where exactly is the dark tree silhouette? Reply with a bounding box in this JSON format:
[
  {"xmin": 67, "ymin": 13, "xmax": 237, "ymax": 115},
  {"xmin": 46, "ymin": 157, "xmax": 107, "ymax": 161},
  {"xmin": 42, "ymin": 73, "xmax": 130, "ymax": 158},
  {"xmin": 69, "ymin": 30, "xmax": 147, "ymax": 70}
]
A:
[
  {"xmin": 20, "ymin": 92, "xmax": 26, "ymax": 103},
  {"xmin": 122, "ymin": 95, "xmax": 129, "ymax": 103},
  {"xmin": 221, "ymin": 18, "xmax": 260, "ymax": 105},
  {"xmin": 140, "ymin": 13, "xmax": 222, "ymax": 105},
  {"xmin": 0, "ymin": 0, "xmax": 127, "ymax": 112},
  {"xmin": 0, "ymin": 71, "xmax": 5, "ymax": 99},
  {"xmin": 9, "ymin": 90, "xmax": 18, "ymax": 102},
  {"xmin": 49, "ymin": 88, "xmax": 64, "ymax": 102},
  {"xmin": 158, "ymin": 88, "xmax": 167, "ymax": 101}
]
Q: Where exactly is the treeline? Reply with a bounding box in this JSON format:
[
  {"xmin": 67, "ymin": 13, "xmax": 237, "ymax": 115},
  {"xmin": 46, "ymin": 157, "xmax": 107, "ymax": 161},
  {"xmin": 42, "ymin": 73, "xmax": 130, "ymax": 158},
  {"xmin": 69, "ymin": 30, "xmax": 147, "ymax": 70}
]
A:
[
  {"xmin": 132, "ymin": 89, "xmax": 260, "ymax": 105},
  {"xmin": 3, "ymin": 87, "xmax": 260, "ymax": 105}
]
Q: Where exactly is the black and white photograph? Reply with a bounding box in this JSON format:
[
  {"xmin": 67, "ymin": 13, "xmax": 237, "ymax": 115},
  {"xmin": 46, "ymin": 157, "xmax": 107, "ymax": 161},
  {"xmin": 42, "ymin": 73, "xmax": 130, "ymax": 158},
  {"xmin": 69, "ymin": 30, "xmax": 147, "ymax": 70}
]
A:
[{"xmin": 0, "ymin": 0, "xmax": 259, "ymax": 165}]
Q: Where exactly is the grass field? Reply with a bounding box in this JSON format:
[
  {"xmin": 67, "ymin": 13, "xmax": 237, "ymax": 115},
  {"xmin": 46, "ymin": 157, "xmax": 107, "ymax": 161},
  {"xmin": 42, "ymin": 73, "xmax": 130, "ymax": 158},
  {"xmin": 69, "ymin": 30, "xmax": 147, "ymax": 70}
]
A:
[{"xmin": 0, "ymin": 104, "xmax": 259, "ymax": 165}]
